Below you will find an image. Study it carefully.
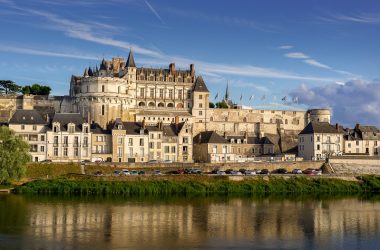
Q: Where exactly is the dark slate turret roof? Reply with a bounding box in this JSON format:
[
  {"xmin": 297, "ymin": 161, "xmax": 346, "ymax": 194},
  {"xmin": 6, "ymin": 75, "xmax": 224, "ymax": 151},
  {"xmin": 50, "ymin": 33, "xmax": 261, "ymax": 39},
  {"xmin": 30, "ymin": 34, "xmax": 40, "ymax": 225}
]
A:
[
  {"xmin": 126, "ymin": 50, "xmax": 136, "ymax": 68},
  {"xmin": 193, "ymin": 131, "xmax": 228, "ymax": 144},
  {"xmin": 9, "ymin": 110, "xmax": 46, "ymax": 125},
  {"xmin": 193, "ymin": 76, "xmax": 209, "ymax": 92},
  {"xmin": 299, "ymin": 122, "xmax": 342, "ymax": 135}
]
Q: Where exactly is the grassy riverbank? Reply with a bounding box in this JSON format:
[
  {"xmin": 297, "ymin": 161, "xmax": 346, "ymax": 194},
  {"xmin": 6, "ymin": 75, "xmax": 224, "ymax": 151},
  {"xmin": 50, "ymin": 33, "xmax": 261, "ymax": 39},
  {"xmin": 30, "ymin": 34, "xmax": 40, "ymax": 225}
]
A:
[{"xmin": 13, "ymin": 175, "xmax": 380, "ymax": 196}]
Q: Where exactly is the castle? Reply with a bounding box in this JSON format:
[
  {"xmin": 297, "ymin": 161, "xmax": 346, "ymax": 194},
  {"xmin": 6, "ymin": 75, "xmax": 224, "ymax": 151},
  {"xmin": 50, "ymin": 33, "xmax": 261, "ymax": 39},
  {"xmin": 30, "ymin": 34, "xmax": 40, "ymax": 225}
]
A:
[{"xmin": 1, "ymin": 50, "xmax": 333, "ymax": 162}]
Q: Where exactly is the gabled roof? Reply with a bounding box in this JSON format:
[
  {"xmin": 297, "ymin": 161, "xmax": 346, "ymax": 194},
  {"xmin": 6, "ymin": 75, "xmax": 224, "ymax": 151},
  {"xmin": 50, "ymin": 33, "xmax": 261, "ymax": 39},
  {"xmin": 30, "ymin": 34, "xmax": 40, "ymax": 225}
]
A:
[
  {"xmin": 193, "ymin": 76, "xmax": 209, "ymax": 92},
  {"xmin": 193, "ymin": 131, "xmax": 228, "ymax": 144},
  {"xmin": 126, "ymin": 50, "xmax": 136, "ymax": 67},
  {"xmin": 91, "ymin": 123, "xmax": 111, "ymax": 134},
  {"xmin": 226, "ymin": 135, "xmax": 274, "ymax": 145},
  {"xmin": 51, "ymin": 113, "xmax": 86, "ymax": 131},
  {"xmin": 299, "ymin": 122, "xmax": 342, "ymax": 135},
  {"xmin": 9, "ymin": 110, "xmax": 46, "ymax": 125}
]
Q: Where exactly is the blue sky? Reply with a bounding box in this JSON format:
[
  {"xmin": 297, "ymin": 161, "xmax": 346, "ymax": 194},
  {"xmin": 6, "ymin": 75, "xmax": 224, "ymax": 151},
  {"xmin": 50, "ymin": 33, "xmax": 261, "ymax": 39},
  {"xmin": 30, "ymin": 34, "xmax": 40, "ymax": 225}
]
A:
[{"xmin": 1, "ymin": 0, "xmax": 380, "ymax": 126}]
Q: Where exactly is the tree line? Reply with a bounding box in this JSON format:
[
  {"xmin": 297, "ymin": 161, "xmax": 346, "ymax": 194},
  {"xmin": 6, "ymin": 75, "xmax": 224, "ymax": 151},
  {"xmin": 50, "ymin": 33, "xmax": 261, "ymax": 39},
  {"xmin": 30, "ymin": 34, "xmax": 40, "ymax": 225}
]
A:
[{"xmin": 0, "ymin": 80, "xmax": 51, "ymax": 95}]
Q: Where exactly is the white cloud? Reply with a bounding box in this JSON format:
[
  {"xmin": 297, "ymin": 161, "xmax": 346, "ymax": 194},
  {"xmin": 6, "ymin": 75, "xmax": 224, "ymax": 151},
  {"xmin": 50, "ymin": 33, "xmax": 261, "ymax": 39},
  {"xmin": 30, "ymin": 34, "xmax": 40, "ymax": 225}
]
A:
[
  {"xmin": 289, "ymin": 80, "xmax": 380, "ymax": 126},
  {"xmin": 285, "ymin": 52, "xmax": 309, "ymax": 59},
  {"xmin": 324, "ymin": 13, "xmax": 380, "ymax": 24},
  {"xmin": 303, "ymin": 59, "xmax": 331, "ymax": 69},
  {"xmin": 278, "ymin": 45, "xmax": 293, "ymax": 49},
  {"xmin": 0, "ymin": 45, "xmax": 99, "ymax": 60}
]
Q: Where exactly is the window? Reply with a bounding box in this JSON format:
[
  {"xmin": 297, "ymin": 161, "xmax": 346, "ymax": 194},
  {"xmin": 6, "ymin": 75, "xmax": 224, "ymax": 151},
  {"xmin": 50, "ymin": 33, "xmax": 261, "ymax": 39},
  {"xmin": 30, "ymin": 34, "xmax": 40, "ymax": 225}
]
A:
[
  {"xmin": 171, "ymin": 146, "xmax": 176, "ymax": 153},
  {"xmin": 128, "ymin": 138, "xmax": 133, "ymax": 146},
  {"xmin": 68, "ymin": 125, "xmax": 75, "ymax": 133},
  {"xmin": 199, "ymin": 94, "xmax": 203, "ymax": 99},
  {"xmin": 158, "ymin": 134, "xmax": 161, "ymax": 139},
  {"xmin": 348, "ymin": 143, "xmax": 351, "ymax": 148},
  {"xmin": 159, "ymin": 89, "xmax": 164, "ymax": 98},
  {"xmin": 118, "ymin": 137, "xmax": 123, "ymax": 144},
  {"xmin": 73, "ymin": 147, "xmax": 78, "ymax": 157},
  {"xmin": 63, "ymin": 148, "xmax": 68, "ymax": 157},
  {"xmin": 21, "ymin": 125, "xmax": 25, "ymax": 130},
  {"xmin": 41, "ymin": 135, "xmax": 45, "ymax": 141},
  {"xmin": 150, "ymin": 88, "xmax": 154, "ymax": 98},
  {"xmin": 54, "ymin": 147, "xmax": 58, "ymax": 156},
  {"xmin": 74, "ymin": 136, "xmax": 79, "ymax": 146},
  {"xmin": 222, "ymin": 145, "xmax": 227, "ymax": 154},
  {"xmin": 63, "ymin": 136, "xmax": 68, "ymax": 146},
  {"xmin": 317, "ymin": 136, "xmax": 320, "ymax": 142},
  {"xmin": 129, "ymin": 147, "xmax": 134, "ymax": 157},
  {"xmin": 139, "ymin": 138, "xmax": 144, "ymax": 146},
  {"xmin": 212, "ymin": 145, "xmax": 217, "ymax": 153},
  {"xmin": 102, "ymin": 105, "xmax": 105, "ymax": 116},
  {"xmin": 117, "ymin": 147, "xmax": 122, "ymax": 157},
  {"xmin": 149, "ymin": 142, "xmax": 154, "ymax": 149},
  {"xmin": 83, "ymin": 137, "xmax": 88, "ymax": 147},
  {"xmin": 54, "ymin": 136, "xmax": 58, "ymax": 145},
  {"xmin": 178, "ymin": 90, "xmax": 183, "ymax": 100},
  {"xmin": 150, "ymin": 133, "xmax": 154, "ymax": 139},
  {"xmin": 183, "ymin": 146, "xmax": 188, "ymax": 152},
  {"xmin": 183, "ymin": 137, "xmax": 189, "ymax": 143},
  {"xmin": 356, "ymin": 141, "xmax": 359, "ymax": 146},
  {"xmin": 199, "ymin": 111, "xmax": 203, "ymax": 116},
  {"xmin": 33, "ymin": 125, "xmax": 37, "ymax": 131},
  {"xmin": 83, "ymin": 126, "xmax": 88, "ymax": 133},
  {"xmin": 140, "ymin": 88, "xmax": 145, "ymax": 98},
  {"xmin": 199, "ymin": 103, "xmax": 203, "ymax": 108},
  {"xmin": 102, "ymin": 85, "xmax": 105, "ymax": 92},
  {"xmin": 40, "ymin": 146, "xmax": 44, "ymax": 152},
  {"xmin": 140, "ymin": 147, "xmax": 144, "ymax": 157},
  {"xmin": 317, "ymin": 144, "xmax": 320, "ymax": 150},
  {"xmin": 169, "ymin": 89, "xmax": 173, "ymax": 99},
  {"xmin": 165, "ymin": 146, "xmax": 170, "ymax": 153},
  {"xmin": 187, "ymin": 90, "xmax": 192, "ymax": 99},
  {"xmin": 157, "ymin": 142, "xmax": 161, "ymax": 149}
]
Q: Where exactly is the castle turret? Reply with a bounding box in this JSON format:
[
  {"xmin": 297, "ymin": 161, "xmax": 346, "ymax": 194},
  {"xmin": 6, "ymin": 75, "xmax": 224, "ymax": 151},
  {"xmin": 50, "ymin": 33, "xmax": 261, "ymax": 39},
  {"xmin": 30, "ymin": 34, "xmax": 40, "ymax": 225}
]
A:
[
  {"xmin": 307, "ymin": 108, "xmax": 331, "ymax": 123},
  {"xmin": 192, "ymin": 76, "xmax": 209, "ymax": 129}
]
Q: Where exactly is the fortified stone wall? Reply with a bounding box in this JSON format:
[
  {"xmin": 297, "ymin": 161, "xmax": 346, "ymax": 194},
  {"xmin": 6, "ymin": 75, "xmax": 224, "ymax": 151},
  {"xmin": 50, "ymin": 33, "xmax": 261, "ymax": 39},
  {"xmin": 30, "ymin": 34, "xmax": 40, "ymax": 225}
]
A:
[
  {"xmin": 0, "ymin": 95, "xmax": 21, "ymax": 122},
  {"xmin": 329, "ymin": 156, "xmax": 380, "ymax": 175}
]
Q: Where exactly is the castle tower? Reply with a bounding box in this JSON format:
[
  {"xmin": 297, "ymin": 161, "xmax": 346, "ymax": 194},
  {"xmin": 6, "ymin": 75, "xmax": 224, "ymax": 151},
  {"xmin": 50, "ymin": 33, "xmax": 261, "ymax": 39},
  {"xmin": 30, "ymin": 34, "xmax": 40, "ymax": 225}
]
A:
[
  {"xmin": 192, "ymin": 76, "xmax": 209, "ymax": 130},
  {"xmin": 125, "ymin": 49, "xmax": 137, "ymax": 107},
  {"xmin": 307, "ymin": 108, "xmax": 331, "ymax": 123}
]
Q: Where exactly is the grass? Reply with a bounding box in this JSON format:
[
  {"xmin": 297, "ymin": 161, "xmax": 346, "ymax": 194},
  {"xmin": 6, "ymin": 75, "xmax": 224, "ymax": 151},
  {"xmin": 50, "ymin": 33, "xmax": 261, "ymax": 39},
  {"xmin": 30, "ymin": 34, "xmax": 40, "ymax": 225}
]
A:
[
  {"xmin": 25, "ymin": 162, "xmax": 81, "ymax": 178},
  {"xmin": 13, "ymin": 175, "xmax": 377, "ymax": 196}
]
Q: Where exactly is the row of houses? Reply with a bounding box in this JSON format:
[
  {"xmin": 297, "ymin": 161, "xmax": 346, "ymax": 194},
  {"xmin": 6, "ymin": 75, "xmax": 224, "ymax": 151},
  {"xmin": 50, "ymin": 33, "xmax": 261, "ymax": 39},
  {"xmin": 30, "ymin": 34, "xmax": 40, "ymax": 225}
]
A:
[
  {"xmin": 298, "ymin": 122, "xmax": 380, "ymax": 160},
  {"xmin": 8, "ymin": 110, "xmax": 275, "ymax": 163}
]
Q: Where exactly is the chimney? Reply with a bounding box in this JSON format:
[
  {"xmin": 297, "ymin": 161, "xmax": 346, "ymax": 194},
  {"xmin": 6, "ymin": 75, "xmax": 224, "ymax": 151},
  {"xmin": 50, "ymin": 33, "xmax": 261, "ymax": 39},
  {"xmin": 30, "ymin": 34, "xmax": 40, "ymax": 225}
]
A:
[
  {"xmin": 224, "ymin": 131, "xmax": 227, "ymax": 139},
  {"xmin": 190, "ymin": 64, "xmax": 195, "ymax": 77},
  {"xmin": 169, "ymin": 63, "xmax": 176, "ymax": 74},
  {"xmin": 355, "ymin": 123, "xmax": 360, "ymax": 130},
  {"xmin": 175, "ymin": 116, "xmax": 179, "ymax": 131},
  {"xmin": 335, "ymin": 123, "xmax": 339, "ymax": 131},
  {"xmin": 46, "ymin": 114, "xmax": 50, "ymax": 123},
  {"xmin": 142, "ymin": 118, "xmax": 146, "ymax": 129}
]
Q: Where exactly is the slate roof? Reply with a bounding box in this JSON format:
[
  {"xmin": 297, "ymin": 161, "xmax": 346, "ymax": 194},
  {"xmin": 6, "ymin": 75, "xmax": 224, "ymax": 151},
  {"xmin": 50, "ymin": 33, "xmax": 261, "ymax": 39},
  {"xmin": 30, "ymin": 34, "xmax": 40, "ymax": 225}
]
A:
[
  {"xmin": 50, "ymin": 113, "xmax": 86, "ymax": 131},
  {"xmin": 344, "ymin": 125, "xmax": 380, "ymax": 141},
  {"xmin": 9, "ymin": 110, "xmax": 46, "ymax": 125},
  {"xmin": 299, "ymin": 122, "xmax": 342, "ymax": 135},
  {"xmin": 91, "ymin": 123, "xmax": 111, "ymax": 134},
  {"xmin": 126, "ymin": 50, "xmax": 136, "ymax": 68},
  {"xmin": 193, "ymin": 76, "xmax": 209, "ymax": 92},
  {"xmin": 193, "ymin": 131, "xmax": 228, "ymax": 144}
]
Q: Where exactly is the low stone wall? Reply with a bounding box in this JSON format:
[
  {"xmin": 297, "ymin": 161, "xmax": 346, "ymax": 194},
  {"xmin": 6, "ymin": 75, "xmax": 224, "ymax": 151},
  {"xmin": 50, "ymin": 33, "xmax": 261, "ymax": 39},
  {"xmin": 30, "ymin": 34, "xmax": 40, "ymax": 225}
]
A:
[
  {"xmin": 329, "ymin": 156, "xmax": 380, "ymax": 175},
  {"xmin": 88, "ymin": 161, "xmax": 324, "ymax": 172}
]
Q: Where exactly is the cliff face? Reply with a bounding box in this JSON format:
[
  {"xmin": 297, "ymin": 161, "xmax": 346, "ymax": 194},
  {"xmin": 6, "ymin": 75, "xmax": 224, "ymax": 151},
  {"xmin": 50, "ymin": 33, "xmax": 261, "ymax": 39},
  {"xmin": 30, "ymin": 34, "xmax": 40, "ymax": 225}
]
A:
[
  {"xmin": 0, "ymin": 95, "xmax": 20, "ymax": 123},
  {"xmin": 265, "ymin": 130, "xmax": 300, "ymax": 155}
]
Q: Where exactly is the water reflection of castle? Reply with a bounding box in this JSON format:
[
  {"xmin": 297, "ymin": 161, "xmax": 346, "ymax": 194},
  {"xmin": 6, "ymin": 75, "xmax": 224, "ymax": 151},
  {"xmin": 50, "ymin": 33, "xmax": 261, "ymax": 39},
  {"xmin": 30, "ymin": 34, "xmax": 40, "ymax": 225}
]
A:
[{"xmin": 23, "ymin": 199, "xmax": 380, "ymax": 248}]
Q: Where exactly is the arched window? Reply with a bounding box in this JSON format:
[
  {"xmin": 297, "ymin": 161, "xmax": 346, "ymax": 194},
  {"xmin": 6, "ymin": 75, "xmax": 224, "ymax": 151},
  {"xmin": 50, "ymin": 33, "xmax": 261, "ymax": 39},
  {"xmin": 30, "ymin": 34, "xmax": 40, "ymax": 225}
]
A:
[
  {"xmin": 138, "ymin": 102, "xmax": 145, "ymax": 107},
  {"xmin": 148, "ymin": 102, "xmax": 155, "ymax": 107},
  {"xmin": 176, "ymin": 103, "xmax": 183, "ymax": 108},
  {"xmin": 210, "ymin": 117, "xmax": 213, "ymax": 121},
  {"xmin": 243, "ymin": 117, "xmax": 247, "ymax": 122},
  {"xmin": 158, "ymin": 102, "xmax": 165, "ymax": 107},
  {"xmin": 225, "ymin": 117, "xmax": 228, "ymax": 122},
  {"xmin": 167, "ymin": 103, "xmax": 174, "ymax": 108}
]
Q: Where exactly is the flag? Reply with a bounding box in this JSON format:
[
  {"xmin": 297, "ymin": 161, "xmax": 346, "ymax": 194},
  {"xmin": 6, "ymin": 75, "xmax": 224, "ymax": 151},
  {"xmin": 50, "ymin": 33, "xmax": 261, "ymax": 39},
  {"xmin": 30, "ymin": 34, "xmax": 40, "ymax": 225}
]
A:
[
  {"xmin": 240, "ymin": 93, "xmax": 243, "ymax": 101},
  {"xmin": 292, "ymin": 96, "xmax": 298, "ymax": 103},
  {"xmin": 214, "ymin": 93, "xmax": 218, "ymax": 100},
  {"xmin": 249, "ymin": 95, "xmax": 254, "ymax": 101},
  {"xmin": 281, "ymin": 96, "xmax": 287, "ymax": 101},
  {"xmin": 261, "ymin": 95, "xmax": 266, "ymax": 100}
]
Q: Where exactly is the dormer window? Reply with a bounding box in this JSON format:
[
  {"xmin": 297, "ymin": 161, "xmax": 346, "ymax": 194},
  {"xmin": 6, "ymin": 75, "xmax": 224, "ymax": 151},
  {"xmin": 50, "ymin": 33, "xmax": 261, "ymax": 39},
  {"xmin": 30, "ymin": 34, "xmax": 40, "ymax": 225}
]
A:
[
  {"xmin": 237, "ymin": 139, "xmax": 241, "ymax": 144},
  {"xmin": 83, "ymin": 125, "xmax": 89, "ymax": 133},
  {"xmin": 53, "ymin": 123, "xmax": 60, "ymax": 133},
  {"xmin": 243, "ymin": 139, "xmax": 247, "ymax": 144},
  {"xmin": 118, "ymin": 124, "xmax": 122, "ymax": 130},
  {"xmin": 231, "ymin": 139, "xmax": 235, "ymax": 143},
  {"xmin": 68, "ymin": 123, "xmax": 75, "ymax": 133}
]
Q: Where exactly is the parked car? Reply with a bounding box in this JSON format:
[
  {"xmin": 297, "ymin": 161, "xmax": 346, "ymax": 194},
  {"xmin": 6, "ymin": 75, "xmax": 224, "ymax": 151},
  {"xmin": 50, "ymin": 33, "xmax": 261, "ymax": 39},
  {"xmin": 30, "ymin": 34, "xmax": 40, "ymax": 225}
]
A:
[
  {"xmin": 121, "ymin": 169, "xmax": 130, "ymax": 176},
  {"xmin": 225, "ymin": 169, "xmax": 234, "ymax": 175},
  {"xmin": 239, "ymin": 169, "xmax": 247, "ymax": 174},
  {"xmin": 40, "ymin": 159, "xmax": 52, "ymax": 163},
  {"xmin": 276, "ymin": 168, "xmax": 288, "ymax": 174},
  {"xmin": 154, "ymin": 170, "xmax": 162, "ymax": 175},
  {"xmin": 231, "ymin": 171, "xmax": 243, "ymax": 175},
  {"xmin": 245, "ymin": 170, "xmax": 257, "ymax": 175},
  {"xmin": 292, "ymin": 169, "xmax": 302, "ymax": 174},
  {"xmin": 138, "ymin": 170, "xmax": 145, "ymax": 175},
  {"xmin": 217, "ymin": 170, "xmax": 226, "ymax": 175},
  {"xmin": 190, "ymin": 168, "xmax": 202, "ymax": 174},
  {"xmin": 81, "ymin": 160, "xmax": 91, "ymax": 163},
  {"xmin": 260, "ymin": 169, "xmax": 270, "ymax": 175},
  {"xmin": 162, "ymin": 160, "xmax": 173, "ymax": 163},
  {"xmin": 302, "ymin": 168, "xmax": 315, "ymax": 175},
  {"xmin": 113, "ymin": 170, "xmax": 121, "ymax": 176},
  {"xmin": 148, "ymin": 160, "xmax": 159, "ymax": 164},
  {"xmin": 211, "ymin": 169, "xmax": 220, "ymax": 174},
  {"xmin": 131, "ymin": 170, "xmax": 139, "ymax": 175}
]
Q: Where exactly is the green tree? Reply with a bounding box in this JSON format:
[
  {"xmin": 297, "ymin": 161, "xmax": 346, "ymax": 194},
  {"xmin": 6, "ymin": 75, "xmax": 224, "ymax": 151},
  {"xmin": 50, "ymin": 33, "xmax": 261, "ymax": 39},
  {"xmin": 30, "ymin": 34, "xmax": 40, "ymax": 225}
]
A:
[
  {"xmin": 0, "ymin": 80, "xmax": 21, "ymax": 94},
  {"xmin": 21, "ymin": 84, "xmax": 51, "ymax": 95},
  {"xmin": 209, "ymin": 102, "xmax": 215, "ymax": 108},
  {"xmin": 0, "ymin": 126, "xmax": 31, "ymax": 184},
  {"xmin": 215, "ymin": 102, "xmax": 228, "ymax": 108}
]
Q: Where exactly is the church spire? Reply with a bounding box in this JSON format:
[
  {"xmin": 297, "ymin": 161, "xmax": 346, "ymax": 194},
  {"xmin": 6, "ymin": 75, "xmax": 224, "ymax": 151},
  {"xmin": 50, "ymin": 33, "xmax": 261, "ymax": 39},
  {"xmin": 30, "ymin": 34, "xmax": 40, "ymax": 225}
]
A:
[
  {"xmin": 126, "ymin": 49, "xmax": 136, "ymax": 67},
  {"xmin": 224, "ymin": 81, "xmax": 230, "ymax": 101}
]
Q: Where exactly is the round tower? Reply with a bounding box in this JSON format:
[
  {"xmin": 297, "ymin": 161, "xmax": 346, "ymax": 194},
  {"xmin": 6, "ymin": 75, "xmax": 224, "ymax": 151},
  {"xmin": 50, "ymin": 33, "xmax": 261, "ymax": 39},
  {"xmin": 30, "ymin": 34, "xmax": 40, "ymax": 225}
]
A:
[{"xmin": 307, "ymin": 108, "xmax": 331, "ymax": 123}]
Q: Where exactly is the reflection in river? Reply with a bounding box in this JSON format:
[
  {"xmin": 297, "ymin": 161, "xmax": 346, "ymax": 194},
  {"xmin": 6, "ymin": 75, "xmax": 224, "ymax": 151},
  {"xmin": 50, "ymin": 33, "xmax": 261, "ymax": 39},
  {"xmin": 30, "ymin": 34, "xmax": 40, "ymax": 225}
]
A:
[{"xmin": 0, "ymin": 195, "xmax": 380, "ymax": 249}]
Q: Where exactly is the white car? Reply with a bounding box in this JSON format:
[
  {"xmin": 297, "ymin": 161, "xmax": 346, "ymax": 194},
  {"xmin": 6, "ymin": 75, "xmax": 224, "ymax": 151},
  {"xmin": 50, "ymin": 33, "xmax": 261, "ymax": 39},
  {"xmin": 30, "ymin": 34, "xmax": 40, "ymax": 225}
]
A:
[
  {"xmin": 121, "ymin": 169, "xmax": 130, "ymax": 175},
  {"xmin": 245, "ymin": 170, "xmax": 257, "ymax": 175},
  {"xmin": 217, "ymin": 170, "xmax": 226, "ymax": 175},
  {"xmin": 292, "ymin": 169, "xmax": 302, "ymax": 174}
]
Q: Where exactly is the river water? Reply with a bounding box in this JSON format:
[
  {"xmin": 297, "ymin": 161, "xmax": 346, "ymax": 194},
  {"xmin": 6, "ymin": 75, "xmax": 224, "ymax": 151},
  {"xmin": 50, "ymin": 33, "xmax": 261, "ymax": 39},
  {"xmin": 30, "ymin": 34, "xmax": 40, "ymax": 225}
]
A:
[{"xmin": 1, "ymin": 194, "xmax": 380, "ymax": 249}]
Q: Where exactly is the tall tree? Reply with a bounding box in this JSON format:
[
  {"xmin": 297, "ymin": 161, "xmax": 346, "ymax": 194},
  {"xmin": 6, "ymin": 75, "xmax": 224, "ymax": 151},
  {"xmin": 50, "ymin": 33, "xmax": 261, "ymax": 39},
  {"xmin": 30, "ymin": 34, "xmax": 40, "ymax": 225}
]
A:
[
  {"xmin": 0, "ymin": 126, "xmax": 31, "ymax": 184},
  {"xmin": 21, "ymin": 84, "xmax": 51, "ymax": 95},
  {"xmin": 0, "ymin": 80, "xmax": 21, "ymax": 94}
]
